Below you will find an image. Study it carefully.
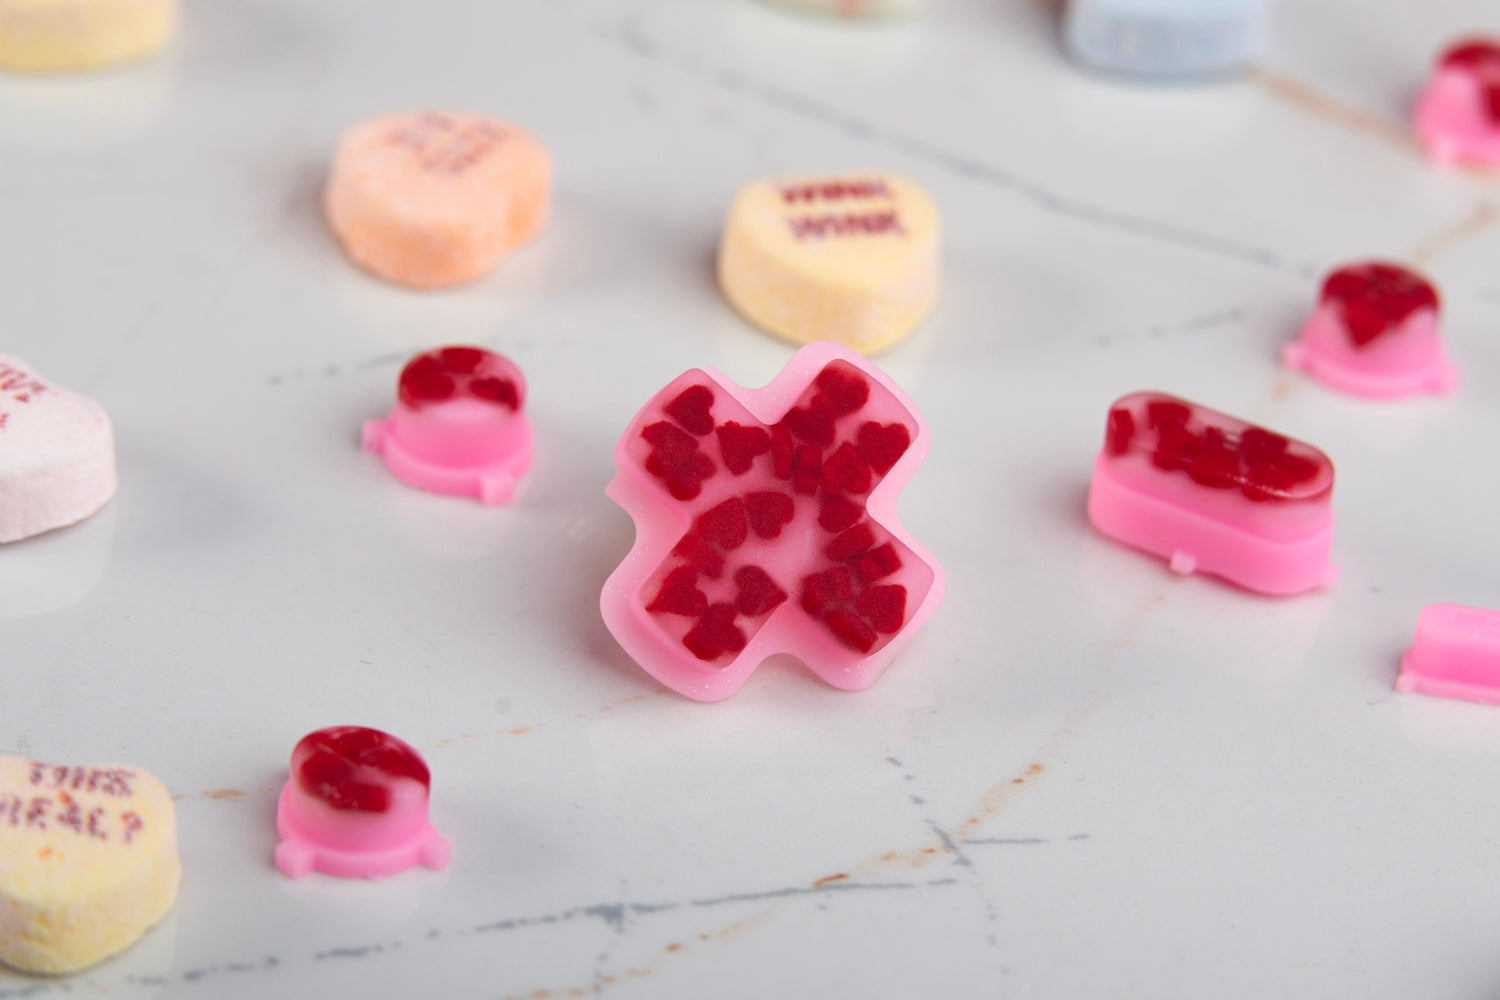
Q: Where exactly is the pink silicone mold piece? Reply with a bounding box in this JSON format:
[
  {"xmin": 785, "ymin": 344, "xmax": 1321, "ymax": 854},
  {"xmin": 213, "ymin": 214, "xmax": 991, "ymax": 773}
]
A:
[
  {"xmin": 1086, "ymin": 392, "xmax": 1337, "ymax": 596},
  {"xmin": 362, "ymin": 346, "xmax": 532, "ymax": 505},
  {"xmin": 1414, "ymin": 39, "xmax": 1500, "ymax": 168},
  {"xmin": 1283, "ymin": 261, "xmax": 1455, "ymax": 399},
  {"xmin": 601, "ymin": 342, "xmax": 945, "ymax": 702},
  {"xmin": 1397, "ymin": 604, "xmax": 1500, "ymax": 705},
  {"xmin": 274, "ymin": 726, "xmax": 450, "ymax": 879}
]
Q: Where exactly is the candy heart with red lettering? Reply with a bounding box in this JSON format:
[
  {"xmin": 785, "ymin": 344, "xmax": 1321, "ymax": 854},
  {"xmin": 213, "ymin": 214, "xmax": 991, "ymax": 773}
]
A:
[
  {"xmin": 0, "ymin": 755, "xmax": 179, "ymax": 974},
  {"xmin": 0, "ymin": 356, "xmax": 117, "ymax": 544}
]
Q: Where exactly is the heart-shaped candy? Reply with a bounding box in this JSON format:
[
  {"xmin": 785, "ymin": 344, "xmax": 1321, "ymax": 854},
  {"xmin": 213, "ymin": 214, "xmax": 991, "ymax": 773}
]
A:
[
  {"xmin": 717, "ymin": 173, "xmax": 940, "ymax": 355},
  {"xmin": 0, "ymin": 356, "xmax": 117, "ymax": 544},
  {"xmin": 0, "ymin": 756, "xmax": 179, "ymax": 974}
]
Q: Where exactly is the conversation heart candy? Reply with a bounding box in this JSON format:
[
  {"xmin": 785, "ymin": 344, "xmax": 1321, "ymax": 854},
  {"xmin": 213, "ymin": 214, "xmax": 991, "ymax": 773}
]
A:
[
  {"xmin": 0, "ymin": 0, "xmax": 176, "ymax": 72},
  {"xmin": 1283, "ymin": 261, "xmax": 1456, "ymax": 399},
  {"xmin": 0, "ymin": 757, "xmax": 179, "ymax": 975},
  {"xmin": 1415, "ymin": 39, "xmax": 1500, "ymax": 168},
  {"xmin": 601, "ymin": 342, "xmax": 944, "ymax": 701},
  {"xmin": 0, "ymin": 356, "xmax": 117, "ymax": 544},
  {"xmin": 275, "ymin": 726, "xmax": 450, "ymax": 880},
  {"xmin": 362, "ymin": 345, "xmax": 532, "ymax": 505},
  {"xmin": 1087, "ymin": 392, "xmax": 1337, "ymax": 596},
  {"xmin": 1064, "ymin": 0, "xmax": 1266, "ymax": 79},
  {"xmin": 717, "ymin": 173, "xmax": 940, "ymax": 355},
  {"xmin": 324, "ymin": 111, "xmax": 551, "ymax": 289}
]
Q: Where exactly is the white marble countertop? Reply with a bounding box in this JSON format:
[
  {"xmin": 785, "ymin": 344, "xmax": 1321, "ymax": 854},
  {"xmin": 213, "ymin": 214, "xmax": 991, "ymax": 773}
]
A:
[{"xmin": 4, "ymin": 0, "xmax": 1500, "ymax": 996}]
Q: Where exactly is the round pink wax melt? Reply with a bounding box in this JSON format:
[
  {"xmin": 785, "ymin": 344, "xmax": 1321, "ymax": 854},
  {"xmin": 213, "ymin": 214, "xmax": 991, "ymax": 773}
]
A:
[
  {"xmin": 1282, "ymin": 261, "xmax": 1456, "ymax": 399},
  {"xmin": 362, "ymin": 345, "xmax": 533, "ymax": 505},
  {"xmin": 274, "ymin": 726, "xmax": 450, "ymax": 879},
  {"xmin": 1414, "ymin": 39, "xmax": 1500, "ymax": 169}
]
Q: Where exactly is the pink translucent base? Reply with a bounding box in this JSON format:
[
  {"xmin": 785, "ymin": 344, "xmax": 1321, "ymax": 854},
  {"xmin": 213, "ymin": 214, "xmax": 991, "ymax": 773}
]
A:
[
  {"xmin": 274, "ymin": 783, "xmax": 451, "ymax": 879},
  {"xmin": 1087, "ymin": 452, "xmax": 1336, "ymax": 596},
  {"xmin": 1283, "ymin": 306, "xmax": 1456, "ymax": 399},
  {"xmin": 363, "ymin": 416, "xmax": 533, "ymax": 505},
  {"xmin": 1415, "ymin": 72, "xmax": 1500, "ymax": 168},
  {"xmin": 1397, "ymin": 603, "xmax": 1500, "ymax": 705}
]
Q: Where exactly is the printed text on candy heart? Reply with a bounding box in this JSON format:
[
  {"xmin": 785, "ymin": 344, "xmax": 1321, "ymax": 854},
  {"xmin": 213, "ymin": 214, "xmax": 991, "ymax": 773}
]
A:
[
  {"xmin": 774, "ymin": 177, "xmax": 909, "ymax": 243},
  {"xmin": 386, "ymin": 113, "xmax": 510, "ymax": 176},
  {"xmin": 0, "ymin": 364, "xmax": 48, "ymax": 406}
]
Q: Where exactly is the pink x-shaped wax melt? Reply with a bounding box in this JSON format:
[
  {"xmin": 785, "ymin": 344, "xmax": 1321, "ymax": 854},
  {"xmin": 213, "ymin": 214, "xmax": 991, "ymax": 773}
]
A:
[
  {"xmin": 601, "ymin": 342, "xmax": 944, "ymax": 701},
  {"xmin": 1415, "ymin": 39, "xmax": 1500, "ymax": 168}
]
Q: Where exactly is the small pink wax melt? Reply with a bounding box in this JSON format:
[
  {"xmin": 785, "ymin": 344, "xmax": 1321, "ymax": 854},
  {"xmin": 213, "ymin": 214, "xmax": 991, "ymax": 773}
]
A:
[
  {"xmin": 362, "ymin": 345, "xmax": 532, "ymax": 505},
  {"xmin": 275, "ymin": 726, "xmax": 450, "ymax": 880},
  {"xmin": 1087, "ymin": 392, "xmax": 1337, "ymax": 596},
  {"xmin": 1283, "ymin": 262, "xmax": 1456, "ymax": 399},
  {"xmin": 1414, "ymin": 39, "xmax": 1500, "ymax": 168},
  {"xmin": 601, "ymin": 342, "xmax": 945, "ymax": 702},
  {"xmin": 1397, "ymin": 604, "xmax": 1500, "ymax": 705}
]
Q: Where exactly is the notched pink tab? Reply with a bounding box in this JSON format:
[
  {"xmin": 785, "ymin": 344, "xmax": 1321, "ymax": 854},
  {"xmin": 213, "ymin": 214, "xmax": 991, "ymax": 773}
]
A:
[
  {"xmin": 600, "ymin": 342, "xmax": 945, "ymax": 702},
  {"xmin": 1086, "ymin": 392, "xmax": 1336, "ymax": 596},
  {"xmin": 1397, "ymin": 604, "xmax": 1500, "ymax": 705},
  {"xmin": 1283, "ymin": 261, "xmax": 1456, "ymax": 399},
  {"xmin": 1414, "ymin": 39, "xmax": 1500, "ymax": 168},
  {"xmin": 275, "ymin": 726, "xmax": 450, "ymax": 879},
  {"xmin": 362, "ymin": 345, "xmax": 533, "ymax": 505}
]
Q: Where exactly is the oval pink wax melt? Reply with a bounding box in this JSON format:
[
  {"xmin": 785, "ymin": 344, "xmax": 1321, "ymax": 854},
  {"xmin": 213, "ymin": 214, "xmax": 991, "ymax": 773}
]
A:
[
  {"xmin": 362, "ymin": 345, "xmax": 533, "ymax": 505},
  {"xmin": 1397, "ymin": 604, "xmax": 1500, "ymax": 705},
  {"xmin": 275, "ymin": 726, "xmax": 450, "ymax": 879},
  {"xmin": 1414, "ymin": 39, "xmax": 1500, "ymax": 169},
  {"xmin": 601, "ymin": 342, "xmax": 945, "ymax": 702},
  {"xmin": 1283, "ymin": 261, "xmax": 1456, "ymax": 399},
  {"xmin": 1087, "ymin": 392, "xmax": 1336, "ymax": 596}
]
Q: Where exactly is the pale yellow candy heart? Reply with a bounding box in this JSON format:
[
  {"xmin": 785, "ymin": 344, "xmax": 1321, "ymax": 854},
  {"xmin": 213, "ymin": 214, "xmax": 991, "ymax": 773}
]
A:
[
  {"xmin": 0, "ymin": 0, "xmax": 176, "ymax": 73},
  {"xmin": 0, "ymin": 756, "xmax": 179, "ymax": 975},
  {"xmin": 718, "ymin": 172, "xmax": 940, "ymax": 355}
]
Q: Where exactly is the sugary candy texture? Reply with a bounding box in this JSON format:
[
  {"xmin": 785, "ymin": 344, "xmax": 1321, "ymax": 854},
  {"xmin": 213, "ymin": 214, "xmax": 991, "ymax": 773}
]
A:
[
  {"xmin": 1064, "ymin": 0, "xmax": 1265, "ymax": 79},
  {"xmin": 1283, "ymin": 262, "xmax": 1455, "ymax": 399},
  {"xmin": 758, "ymin": 0, "xmax": 923, "ymax": 17},
  {"xmin": 275, "ymin": 726, "xmax": 450, "ymax": 880},
  {"xmin": 0, "ymin": 756, "xmax": 179, "ymax": 975},
  {"xmin": 1398, "ymin": 604, "xmax": 1500, "ymax": 705},
  {"xmin": 1415, "ymin": 39, "xmax": 1500, "ymax": 168},
  {"xmin": 1087, "ymin": 392, "xmax": 1336, "ymax": 596},
  {"xmin": 0, "ymin": 0, "xmax": 175, "ymax": 72},
  {"xmin": 0, "ymin": 355, "xmax": 117, "ymax": 544},
  {"xmin": 717, "ymin": 173, "xmax": 940, "ymax": 355},
  {"xmin": 325, "ymin": 111, "xmax": 551, "ymax": 289},
  {"xmin": 362, "ymin": 345, "xmax": 533, "ymax": 505},
  {"xmin": 601, "ymin": 342, "xmax": 944, "ymax": 701}
]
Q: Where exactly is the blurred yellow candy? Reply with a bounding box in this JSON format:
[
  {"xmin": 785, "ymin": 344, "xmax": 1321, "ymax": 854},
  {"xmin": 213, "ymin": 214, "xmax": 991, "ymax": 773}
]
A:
[
  {"xmin": 0, "ymin": 756, "xmax": 179, "ymax": 975},
  {"xmin": 0, "ymin": 0, "xmax": 176, "ymax": 73},
  {"xmin": 718, "ymin": 172, "xmax": 940, "ymax": 355}
]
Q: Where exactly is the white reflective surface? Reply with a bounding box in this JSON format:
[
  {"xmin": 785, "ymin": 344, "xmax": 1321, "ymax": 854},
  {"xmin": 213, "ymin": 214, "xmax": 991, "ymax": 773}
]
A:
[{"xmin": 4, "ymin": 0, "xmax": 1500, "ymax": 997}]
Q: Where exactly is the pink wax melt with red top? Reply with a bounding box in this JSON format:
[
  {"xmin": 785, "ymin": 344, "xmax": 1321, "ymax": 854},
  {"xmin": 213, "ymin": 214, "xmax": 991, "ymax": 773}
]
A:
[
  {"xmin": 275, "ymin": 726, "xmax": 450, "ymax": 879},
  {"xmin": 601, "ymin": 342, "xmax": 944, "ymax": 702},
  {"xmin": 1415, "ymin": 39, "xmax": 1500, "ymax": 168},
  {"xmin": 1398, "ymin": 604, "xmax": 1500, "ymax": 705},
  {"xmin": 1087, "ymin": 392, "xmax": 1336, "ymax": 596},
  {"xmin": 1283, "ymin": 262, "xmax": 1456, "ymax": 399},
  {"xmin": 363, "ymin": 345, "xmax": 532, "ymax": 505}
]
